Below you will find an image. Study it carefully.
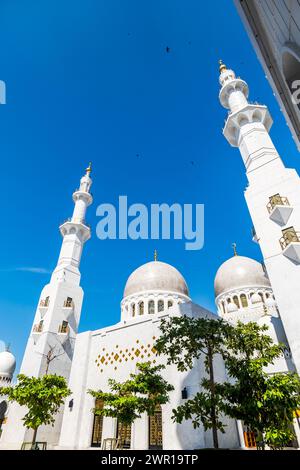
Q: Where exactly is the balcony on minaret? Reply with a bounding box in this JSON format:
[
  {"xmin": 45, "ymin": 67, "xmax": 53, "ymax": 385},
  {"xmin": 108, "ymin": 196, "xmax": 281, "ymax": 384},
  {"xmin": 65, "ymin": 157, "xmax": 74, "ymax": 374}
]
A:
[
  {"xmin": 280, "ymin": 227, "xmax": 300, "ymax": 264},
  {"xmin": 63, "ymin": 297, "xmax": 74, "ymax": 318},
  {"xmin": 267, "ymin": 194, "xmax": 293, "ymax": 226},
  {"xmin": 58, "ymin": 321, "xmax": 70, "ymax": 344},
  {"xmin": 32, "ymin": 320, "xmax": 44, "ymax": 343},
  {"xmin": 39, "ymin": 296, "xmax": 50, "ymax": 318}
]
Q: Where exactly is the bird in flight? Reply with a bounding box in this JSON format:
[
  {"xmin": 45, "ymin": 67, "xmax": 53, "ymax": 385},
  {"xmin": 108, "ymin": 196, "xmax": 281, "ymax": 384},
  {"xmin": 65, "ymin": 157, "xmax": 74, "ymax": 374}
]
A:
[{"xmin": 165, "ymin": 46, "xmax": 171, "ymax": 53}]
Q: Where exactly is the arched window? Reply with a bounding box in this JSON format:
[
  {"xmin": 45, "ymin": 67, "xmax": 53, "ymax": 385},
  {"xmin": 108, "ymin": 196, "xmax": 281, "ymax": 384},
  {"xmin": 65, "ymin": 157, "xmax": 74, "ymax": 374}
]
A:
[
  {"xmin": 139, "ymin": 302, "xmax": 144, "ymax": 315},
  {"xmin": 91, "ymin": 399, "xmax": 104, "ymax": 447},
  {"xmin": 158, "ymin": 300, "xmax": 164, "ymax": 312},
  {"xmin": 258, "ymin": 292, "xmax": 264, "ymax": 302},
  {"xmin": 240, "ymin": 294, "xmax": 248, "ymax": 308},
  {"xmin": 132, "ymin": 304, "xmax": 136, "ymax": 317},
  {"xmin": 233, "ymin": 296, "xmax": 240, "ymax": 308},
  {"xmin": 167, "ymin": 300, "xmax": 173, "ymax": 308},
  {"xmin": 221, "ymin": 301, "xmax": 226, "ymax": 314},
  {"xmin": 148, "ymin": 300, "xmax": 155, "ymax": 315}
]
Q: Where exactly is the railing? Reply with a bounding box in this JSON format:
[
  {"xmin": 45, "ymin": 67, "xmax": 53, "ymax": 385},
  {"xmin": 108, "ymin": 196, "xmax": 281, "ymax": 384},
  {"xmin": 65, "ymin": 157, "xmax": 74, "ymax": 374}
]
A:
[
  {"xmin": 267, "ymin": 194, "xmax": 290, "ymax": 213},
  {"xmin": 39, "ymin": 298, "xmax": 50, "ymax": 307},
  {"xmin": 58, "ymin": 324, "xmax": 69, "ymax": 334},
  {"xmin": 73, "ymin": 188, "xmax": 93, "ymax": 197},
  {"xmin": 60, "ymin": 218, "xmax": 91, "ymax": 229},
  {"xmin": 33, "ymin": 323, "xmax": 43, "ymax": 333},
  {"xmin": 280, "ymin": 229, "xmax": 300, "ymax": 250}
]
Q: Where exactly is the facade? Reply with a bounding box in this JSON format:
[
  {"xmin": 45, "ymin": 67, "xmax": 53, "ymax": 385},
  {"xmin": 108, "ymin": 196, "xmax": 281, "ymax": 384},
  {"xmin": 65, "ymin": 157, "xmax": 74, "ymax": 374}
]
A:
[
  {"xmin": 234, "ymin": 0, "xmax": 300, "ymax": 150},
  {"xmin": 1, "ymin": 61, "xmax": 300, "ymax": 449}
]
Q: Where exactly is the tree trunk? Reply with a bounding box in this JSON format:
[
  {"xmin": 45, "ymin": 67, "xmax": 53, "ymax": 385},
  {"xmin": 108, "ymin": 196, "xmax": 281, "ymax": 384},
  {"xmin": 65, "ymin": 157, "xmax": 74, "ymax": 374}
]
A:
[
  {"xmin": 32, "ymin": 427, "xmax": 38, "ymax": 444},
  {"xmin": 31, "ymin": 427, "xmax": 39, "ymax": 450},
  {"xmin": 207, "ymin": 346, "xmax": 219, "ymax": 449}
]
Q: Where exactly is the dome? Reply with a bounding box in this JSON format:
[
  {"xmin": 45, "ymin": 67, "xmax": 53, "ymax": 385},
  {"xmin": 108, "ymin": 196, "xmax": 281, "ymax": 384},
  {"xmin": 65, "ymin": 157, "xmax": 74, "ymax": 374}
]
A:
[
  {"xmin": 214, "ymin": 255, "xmax": 271, "ymax": 298},
  {"xmin": 0, "ymin": 351, "xmax": 16, "ymax": 378},
  {"xmin": 123, "ymin": 261, "xmax": 189, "ymax": 298}
]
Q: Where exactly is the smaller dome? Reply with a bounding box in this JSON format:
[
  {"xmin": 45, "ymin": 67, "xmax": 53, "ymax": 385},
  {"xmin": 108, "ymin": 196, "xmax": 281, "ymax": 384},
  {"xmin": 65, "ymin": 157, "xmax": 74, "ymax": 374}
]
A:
[
  {"xmin": 251, "ymin": 293, "xmax": 263, "ymax": 304},
  {"xmin": 227, "ymin": 302, "xmax": 238, "ymax": 313},
  {"xmin": 214, "ymin": 255, "xmax": 271, "ymax": 298},
  {"xmin": 0, "ymin": 351, "xmax": 16, "ymax": 378}
]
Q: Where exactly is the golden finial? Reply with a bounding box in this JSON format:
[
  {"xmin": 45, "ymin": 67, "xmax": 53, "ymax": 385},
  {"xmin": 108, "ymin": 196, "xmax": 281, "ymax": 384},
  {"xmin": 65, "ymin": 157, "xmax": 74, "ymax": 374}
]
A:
[
  {"xmin": 154, "ymin": 249, "xmax": 158, "ymax": 262},
  {"xmin": 232, "ymin": 242, "xmax": 237, "ymax": 256},
  {"xmin": 86, "ymin": 162, "xmax": 92, "ymax": 175},
  {"xmin": 219, "ymin": 59, "xmax": 227, "ymax": 74}
]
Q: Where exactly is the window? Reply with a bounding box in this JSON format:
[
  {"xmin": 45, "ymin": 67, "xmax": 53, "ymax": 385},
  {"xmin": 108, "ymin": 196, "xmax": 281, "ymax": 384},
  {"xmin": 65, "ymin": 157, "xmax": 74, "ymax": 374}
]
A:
[
  {"xmin": 258, "ymin": 292, "xmax": 264, "ymax": 302},
  {"xmin": 233, "ymin": 296, "xmax": 240, "ymax": 308},
  {"xmin": 117, "ymin": 420, "xmax": 131, "ymax": 449},
  {"xmin": 149, "ymin": 300, "xmax": 155, "ymax": 315},
  {"xmin": 167, "ymin": 300, "xmax": 173, "ymax": 308},
  {"xmin": 158, "ymin": 300, "xmax": 164, "ymax": 312},
  {"xmin": 240, "ymin": 294, "xmax": 248, "ymax": 308},
  {"xmin": 132, "ymin": 304, "xmax": 135, "ymax": 317},
  {"xmin": 91, "ymin": 399, "xmax": 104, "ymax": 447},
  {"xmin": 139, "ymin": 302, "xmax": 144, "ymax": 315},
  {"xmin": 149, "ymin": 405, "xmax": 163, "ymax": 449}
]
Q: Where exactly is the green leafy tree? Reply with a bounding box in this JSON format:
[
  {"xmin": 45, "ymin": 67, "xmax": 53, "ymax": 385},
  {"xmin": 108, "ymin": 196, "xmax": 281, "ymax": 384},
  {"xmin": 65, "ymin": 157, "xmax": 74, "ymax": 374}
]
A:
[
  {"xmin": 88, "ymin": 362, "xmax": 174, "ymax": 447},
  {"xmin": 221, "ymin": 321, "xmax": 300, "ymax": 449},
  {"xmin": 0, "ymin": 374, "xmax": 71, "ymax": 448},
  {"xmin": 155, "ymin": 315, "xmax": 232, "ymax": 448}
]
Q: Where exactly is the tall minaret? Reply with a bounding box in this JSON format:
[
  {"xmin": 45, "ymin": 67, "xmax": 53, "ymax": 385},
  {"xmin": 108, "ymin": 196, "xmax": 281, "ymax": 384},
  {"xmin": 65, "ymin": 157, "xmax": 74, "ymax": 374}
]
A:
[
  {"xmin": 219, "ymin": 60, "xmax": 300, "ymax": 374},
  {"xmin": 0, "ymin": 165, "xmax": 93, "ymax": 448}
]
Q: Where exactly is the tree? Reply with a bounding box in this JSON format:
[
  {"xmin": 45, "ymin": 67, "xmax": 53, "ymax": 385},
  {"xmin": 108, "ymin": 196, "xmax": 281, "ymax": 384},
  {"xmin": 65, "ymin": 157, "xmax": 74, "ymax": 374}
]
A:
[
  {"xmin": 0, "ymin": 374, "xmax": 71, "ymax": 448},
  {"xmin": 88, "ymin": 362, "xmax": 174, "ymax": 448},
  {"xmin": 155, "ymin": 315, "xmax": 232, "ymax": 448},
  {"xmin": 221, "ymin": 321, "xmax": 300, "ymax": 449},
  {"xmin": 36, "ymin": 344, "xmax": 65, "ymax": 375}
]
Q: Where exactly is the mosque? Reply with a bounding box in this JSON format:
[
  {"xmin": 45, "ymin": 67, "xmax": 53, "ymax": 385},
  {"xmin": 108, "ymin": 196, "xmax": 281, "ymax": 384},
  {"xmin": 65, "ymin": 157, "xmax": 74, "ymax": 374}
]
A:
[{"xmin": 1, "ymin": 62, "xmax": 300, "ymax": 449}]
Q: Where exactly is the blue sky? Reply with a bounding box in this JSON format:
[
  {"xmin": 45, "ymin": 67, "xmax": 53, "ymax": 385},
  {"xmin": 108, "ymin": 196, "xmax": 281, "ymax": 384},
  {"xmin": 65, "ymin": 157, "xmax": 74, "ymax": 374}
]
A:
[{"xmin": 1, "ymin": 0, "xmax": 300, "ymax": 372}]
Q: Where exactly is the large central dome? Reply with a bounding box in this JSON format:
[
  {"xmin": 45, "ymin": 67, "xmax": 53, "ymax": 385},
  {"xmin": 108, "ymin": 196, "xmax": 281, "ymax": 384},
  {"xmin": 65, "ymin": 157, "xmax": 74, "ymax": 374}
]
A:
[{"xmin": 123, "ymin": 260, "xmax": 189, "ymax": 298}]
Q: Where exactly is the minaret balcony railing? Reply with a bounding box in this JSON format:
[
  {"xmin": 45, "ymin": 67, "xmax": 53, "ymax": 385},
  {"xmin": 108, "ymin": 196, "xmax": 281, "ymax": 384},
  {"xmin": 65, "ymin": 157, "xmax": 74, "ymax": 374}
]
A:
[
  {"xmin": 279, "ymin": 228, "xmax": 300, "ymax": 250},
  {"xmin": 58, "ymin": 324, "xmax": 70, "ymax": 334},
  {"xmin": 74, "ymin": 188, "xmax": 93, "ymax": 198},
  {"xmin": 267, "ymin": 194, "xmax": 290, "ymax": 213},
  {"xmin": 61, "ymin": 217, "xmax": 91, "ymax": 229},
  {"xmin": 63, "ymin": 299, "xmax": 74, "ymax": 308},
  {"xmin": 39, "ymin": 298, "xmax": 50, "ymax": 307},
  {"xmin": 33, "ymin": 323, "xmax": 43, "ymax": 333}
]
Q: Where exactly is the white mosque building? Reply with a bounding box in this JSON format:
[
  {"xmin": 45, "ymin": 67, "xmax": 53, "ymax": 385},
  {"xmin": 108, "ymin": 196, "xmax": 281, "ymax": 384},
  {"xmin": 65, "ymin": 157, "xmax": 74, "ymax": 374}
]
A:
[{"xmin": 1, "ymin": 62, "xmax": 300, "ymax": 450}]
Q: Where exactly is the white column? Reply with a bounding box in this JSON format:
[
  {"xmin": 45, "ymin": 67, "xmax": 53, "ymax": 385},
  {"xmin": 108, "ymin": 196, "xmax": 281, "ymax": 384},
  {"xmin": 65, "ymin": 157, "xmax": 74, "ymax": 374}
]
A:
[{"xmin": 236, "ymin": 420, "xmax": 246, "ymax": 449}]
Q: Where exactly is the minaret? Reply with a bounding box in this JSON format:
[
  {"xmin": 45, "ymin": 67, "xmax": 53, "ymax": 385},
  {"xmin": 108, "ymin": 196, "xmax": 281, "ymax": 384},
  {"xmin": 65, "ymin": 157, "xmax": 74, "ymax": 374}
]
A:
[
  {"xmin": 219, "ymin": 60, "xmax": 300, "ymax": 373},
  {"xmin": 1, "ymin": 165, "xmax": 93, "ymax": 447}
]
